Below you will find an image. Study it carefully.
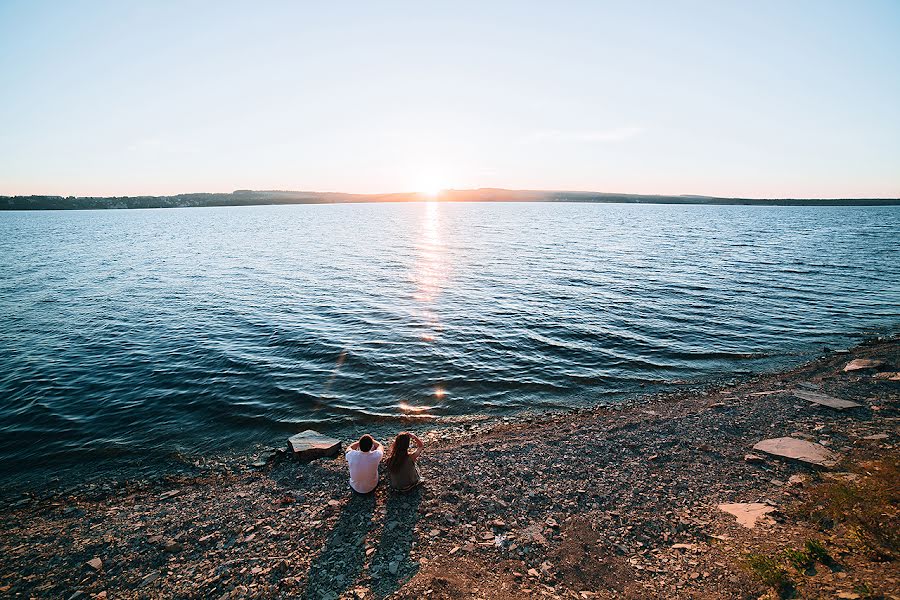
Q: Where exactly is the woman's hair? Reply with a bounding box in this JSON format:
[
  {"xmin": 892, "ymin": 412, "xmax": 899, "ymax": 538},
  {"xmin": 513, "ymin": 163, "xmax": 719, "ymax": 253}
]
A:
[
  {"xmin": 386, "ymin": 432, "xmax": 411, "ymax": 472},
  {"xmin": 358, "ymin": 434, "xmax": 374, "ymax": 452}
]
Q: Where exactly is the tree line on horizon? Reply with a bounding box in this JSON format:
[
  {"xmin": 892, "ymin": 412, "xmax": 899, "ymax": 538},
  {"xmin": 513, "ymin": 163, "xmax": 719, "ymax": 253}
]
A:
[{"xmin": 2, "ymin": 189, "xmax": 898, "ymax": 210}]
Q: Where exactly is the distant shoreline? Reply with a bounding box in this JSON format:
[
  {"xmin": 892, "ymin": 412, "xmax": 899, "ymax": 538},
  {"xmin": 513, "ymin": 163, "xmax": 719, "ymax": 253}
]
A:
[{"xmin": 3, "ymin": 188, "xmax": 900, "ymax": 210}]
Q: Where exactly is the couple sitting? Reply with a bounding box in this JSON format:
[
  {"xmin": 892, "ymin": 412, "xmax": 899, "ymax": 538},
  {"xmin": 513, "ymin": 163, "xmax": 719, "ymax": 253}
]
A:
[{"xmin": 345, "ymin": 432, "xmax": 424, "ymax": 494}]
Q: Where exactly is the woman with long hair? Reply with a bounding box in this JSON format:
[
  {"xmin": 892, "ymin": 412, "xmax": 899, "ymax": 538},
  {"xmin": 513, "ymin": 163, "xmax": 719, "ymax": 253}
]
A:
[{"xmin": 385, "ymin": 431, "xmax": 424, "ymax": 492}]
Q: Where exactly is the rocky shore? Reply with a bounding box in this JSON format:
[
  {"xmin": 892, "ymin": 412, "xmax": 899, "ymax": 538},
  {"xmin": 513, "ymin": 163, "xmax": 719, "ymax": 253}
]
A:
[{"xmin": 1, "ymin": 338, "xmax": 898, "ymax": 599}]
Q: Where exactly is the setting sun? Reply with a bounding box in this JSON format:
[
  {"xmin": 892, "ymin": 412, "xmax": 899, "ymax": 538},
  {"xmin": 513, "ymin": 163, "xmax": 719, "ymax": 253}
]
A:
[{"xmin": 421, "ymin": 185, "xmax": 444, "ymax": 199}]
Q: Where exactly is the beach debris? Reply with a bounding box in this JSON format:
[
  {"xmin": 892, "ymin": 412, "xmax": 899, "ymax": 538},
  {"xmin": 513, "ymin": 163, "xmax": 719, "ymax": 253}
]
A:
[
  {"xmin": 843, "ymin": 359, "xmax": 885, "ymax": 372},
  {"xmin": 717, "ymin": 502, "xmax": 776, "ymax": 528},
  {"xmin": 287, "ymin": 430, "xmax": 341, "ymax": 461},
  {"xmin": 85, "ymin": 557, "xmax": 103, "ymax": 571},
  {"xmin": 671, "ymin": 543, "xmax": 695, "ymax": 551},
  {"xmin": 792, "ymin": 389, "xmax": 862, "ymax": 410},
  {"xmin": 139, "ymin": 571, "xmax": 160, "ymax": 587},
  {"xmin": 861, "ymin": 433, "xmax": 889, "ymax": 441},
  {"xmin": 748, "ymin": 390, "xmax": 783, "ymax": 396},
  {"xmin": 752, "ymin": 437, "xmax": 839, "ymax": 467}
]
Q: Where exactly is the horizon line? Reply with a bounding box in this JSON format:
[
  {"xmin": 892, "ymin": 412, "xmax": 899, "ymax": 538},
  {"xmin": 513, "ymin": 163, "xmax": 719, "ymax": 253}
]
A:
[{"xmin": 3, "ymin": 187, "xmax": 900, "ymax": 202}]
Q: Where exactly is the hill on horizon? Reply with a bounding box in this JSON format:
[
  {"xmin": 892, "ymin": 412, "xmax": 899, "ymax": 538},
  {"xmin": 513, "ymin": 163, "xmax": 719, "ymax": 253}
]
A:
[{"xmin": 2, "ymin": 188, "xmax": 899, "ymax": 210}]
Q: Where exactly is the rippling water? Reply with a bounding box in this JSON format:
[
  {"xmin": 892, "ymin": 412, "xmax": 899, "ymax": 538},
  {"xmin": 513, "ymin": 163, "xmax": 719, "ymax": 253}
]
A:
[{"xmin": 1, "ymin": 202, "xmax": 898, "ymax": 481}]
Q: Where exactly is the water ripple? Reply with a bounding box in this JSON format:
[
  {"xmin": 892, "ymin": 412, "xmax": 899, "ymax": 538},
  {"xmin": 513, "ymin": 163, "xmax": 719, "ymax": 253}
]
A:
[{"xmin": 0, "ymin": 202, "xmax": 899, "ymax": 479}]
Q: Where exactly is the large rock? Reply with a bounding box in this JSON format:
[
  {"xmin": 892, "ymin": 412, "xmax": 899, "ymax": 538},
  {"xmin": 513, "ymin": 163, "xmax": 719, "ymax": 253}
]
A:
[
  {"xmin": 752, "ymin": 437, "xmax": 838, "ymax": 468},
  {"xmin": 843, "ymin": 359, "xmax": 885, "ymax": 372},
  {"xmin": 873, "ymin": 371, "xmax": 900, "ymax": 381},
  {"xmin": 718, "ymin": 503, "xmax": 776, "ymax": 528},
  {"xmin": 793, "ymin": 390, "xmax": 862, "ymax": 410},
  {"xmin": 287, "ymin": 430, "xmax": 341, "ymax": 461}
]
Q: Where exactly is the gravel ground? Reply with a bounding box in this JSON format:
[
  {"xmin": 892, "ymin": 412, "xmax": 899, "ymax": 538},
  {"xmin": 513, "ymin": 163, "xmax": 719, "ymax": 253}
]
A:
[{"xmin": 1, "ymin": 338, "xmax": 898, "ymax": 599}]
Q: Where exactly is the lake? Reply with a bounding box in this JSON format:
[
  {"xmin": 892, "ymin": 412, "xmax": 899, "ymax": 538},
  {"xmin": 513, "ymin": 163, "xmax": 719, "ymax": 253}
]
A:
[{"xmin": 1, "ymin": 202, "xmax": 898, "ymax": 483}]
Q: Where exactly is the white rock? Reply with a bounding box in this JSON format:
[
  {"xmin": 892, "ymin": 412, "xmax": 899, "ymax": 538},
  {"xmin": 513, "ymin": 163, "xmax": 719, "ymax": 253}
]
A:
[
  {"xmin": 793, "ymin": 390, "xmax": 862, "ymax": 410},
  {"xmin": 752, "ymin": 437, "xmax": 838, "ymax": 467},
  {"xmin": 718, "ymin": 503, "xmax": 776, "ymax": 528},
  {"xmin": 287, "ymin": 430, "xmax": 341, "ymax": 460},
  {"xmin": 843, "ymin": 359, "xmax": 884, "ymax": 372}
]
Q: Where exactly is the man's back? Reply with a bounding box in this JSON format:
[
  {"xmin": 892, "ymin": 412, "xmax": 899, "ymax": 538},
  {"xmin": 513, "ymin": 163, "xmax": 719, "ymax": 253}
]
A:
[{"xmin": 346, "ymin": 440, "xmax": 383, "ymax": 493}]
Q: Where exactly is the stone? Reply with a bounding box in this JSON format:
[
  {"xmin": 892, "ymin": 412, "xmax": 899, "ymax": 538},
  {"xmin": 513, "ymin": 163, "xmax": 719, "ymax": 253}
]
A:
[
  {"xmin": 787, "ymin": 474, "xmax": 807, "ymax": 487},
  {"xmin": 287, "ymin": 430, "xmax": 341, "ymax": 460},
  {"xmin": 752, "ymin": 437, "xmax": 839, "ymax": 467},
  {"xmin": 873, "ymin": 371, "xmax": 900, "ymax": 381},
  {"xmin": 749, "ymin": 390, "xmax": 782, "ymax": 396},
  {"xmin": 388, "ymin": 561, "xmax": 399, "ymax": 575},
  {"xmin": 86, "ymin": 557, "xmax": 103, "ymax": 571},
  {"xmin": 718, "ymin": 503, "xmax": 776, "ymax": 528},
  {"xmin": 843, "ymin": 359, "xmax": 884, "ymax": 372},
  {"xmin": 671, "ymin": 543, "xmax": 695, "ymax": 551},
  {"xmin": 862, "ymin": 433, "xmax": 889, "ymax": 440},
  {"xmin": 793, "ymin": 390, "xmax": 862, "ymax": 410},
  {"xmin": 797, "ymin": 381, "xmax": 819, "ymax": 390},
  {"xmin": 140, "ymin": 571, "xmax": 160, "ymax": 587},
  {"xmin": 744, "ymin": 453, "xmax": 765, "ymax": 464}
]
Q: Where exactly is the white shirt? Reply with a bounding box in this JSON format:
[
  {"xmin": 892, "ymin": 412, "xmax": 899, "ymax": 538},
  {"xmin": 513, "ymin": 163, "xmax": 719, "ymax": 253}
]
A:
[{"xmin": 346, "ymin": 443, "xmax": 383, "ymax": 493}]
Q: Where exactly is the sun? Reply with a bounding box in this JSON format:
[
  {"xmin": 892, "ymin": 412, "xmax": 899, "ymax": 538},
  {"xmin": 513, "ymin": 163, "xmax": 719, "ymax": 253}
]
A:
[
  {"xmin": 410, "ymin": 169, "xmax": 450, "ymax": 199},
  {"xmin": 421, "ymin": 185, "xmax": 444, "ymax": 199}
]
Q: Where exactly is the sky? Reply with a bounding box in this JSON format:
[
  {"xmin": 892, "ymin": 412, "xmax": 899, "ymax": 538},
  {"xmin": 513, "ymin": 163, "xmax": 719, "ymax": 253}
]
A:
[{"xmin": 1, "ymin": 1, "xmax": 899, "ymax": 198}]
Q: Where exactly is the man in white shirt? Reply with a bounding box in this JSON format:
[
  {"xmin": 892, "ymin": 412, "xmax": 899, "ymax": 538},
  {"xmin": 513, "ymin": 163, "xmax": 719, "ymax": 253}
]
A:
[{"xmin": 345, "ymin": 434, "xmax": 383, "ymax": 494}]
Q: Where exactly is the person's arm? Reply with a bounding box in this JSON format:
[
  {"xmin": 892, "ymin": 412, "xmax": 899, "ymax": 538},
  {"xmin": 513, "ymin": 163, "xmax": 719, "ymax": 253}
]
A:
[
  {"xmin": 349, "ymin": 441, "xmax": 360, "ymax": 451},
  {"xmin": 409, "ymin": 433, "xmax": 425, "ymax": 459}
]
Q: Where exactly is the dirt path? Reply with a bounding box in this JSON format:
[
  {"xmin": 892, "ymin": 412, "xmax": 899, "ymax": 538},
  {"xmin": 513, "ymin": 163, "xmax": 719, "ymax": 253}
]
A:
[{"xmin": 1, "ymin": 339, "xmax": 898, "ymax": 599}]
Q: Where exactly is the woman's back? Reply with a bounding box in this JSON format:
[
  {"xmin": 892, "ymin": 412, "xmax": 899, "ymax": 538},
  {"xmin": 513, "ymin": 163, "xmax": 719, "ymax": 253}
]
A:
[
  {"xmin": 388, "ymin": 455, "xmax": 421, "ymax": 491},
  {"xmin": 386, "ymin": 432, "xmax": 424, "ymax": 492}
]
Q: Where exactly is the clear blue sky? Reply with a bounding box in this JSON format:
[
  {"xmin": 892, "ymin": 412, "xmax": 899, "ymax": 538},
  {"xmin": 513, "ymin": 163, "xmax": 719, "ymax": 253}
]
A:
[{"xmin": 1, "ymin": 1, "xmax": 898, "ymax": 198}]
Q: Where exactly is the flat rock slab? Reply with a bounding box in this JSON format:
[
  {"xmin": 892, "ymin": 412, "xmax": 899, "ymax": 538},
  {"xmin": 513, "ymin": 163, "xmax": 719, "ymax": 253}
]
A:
[
  {"xmin": 844, "ymin": 359, "xmax": 885, "ymax": 372},
  {"xmin": 792, "ymin": 389, "xmax": 862, "ymax": 410},
  {"xmin": 718, "ymin": 503, "xmax": 776, "ymax": 528},
  {"xmin": 874, "ymin": 371, "xmax": 900, "ymax": 381},
  {"xmin": 752, "ymin": 437, "xmax": 839, "ymax": 468},
  {"xmin": 287, "ymin": 430, "xmax": 341, "ymax": 460}
]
